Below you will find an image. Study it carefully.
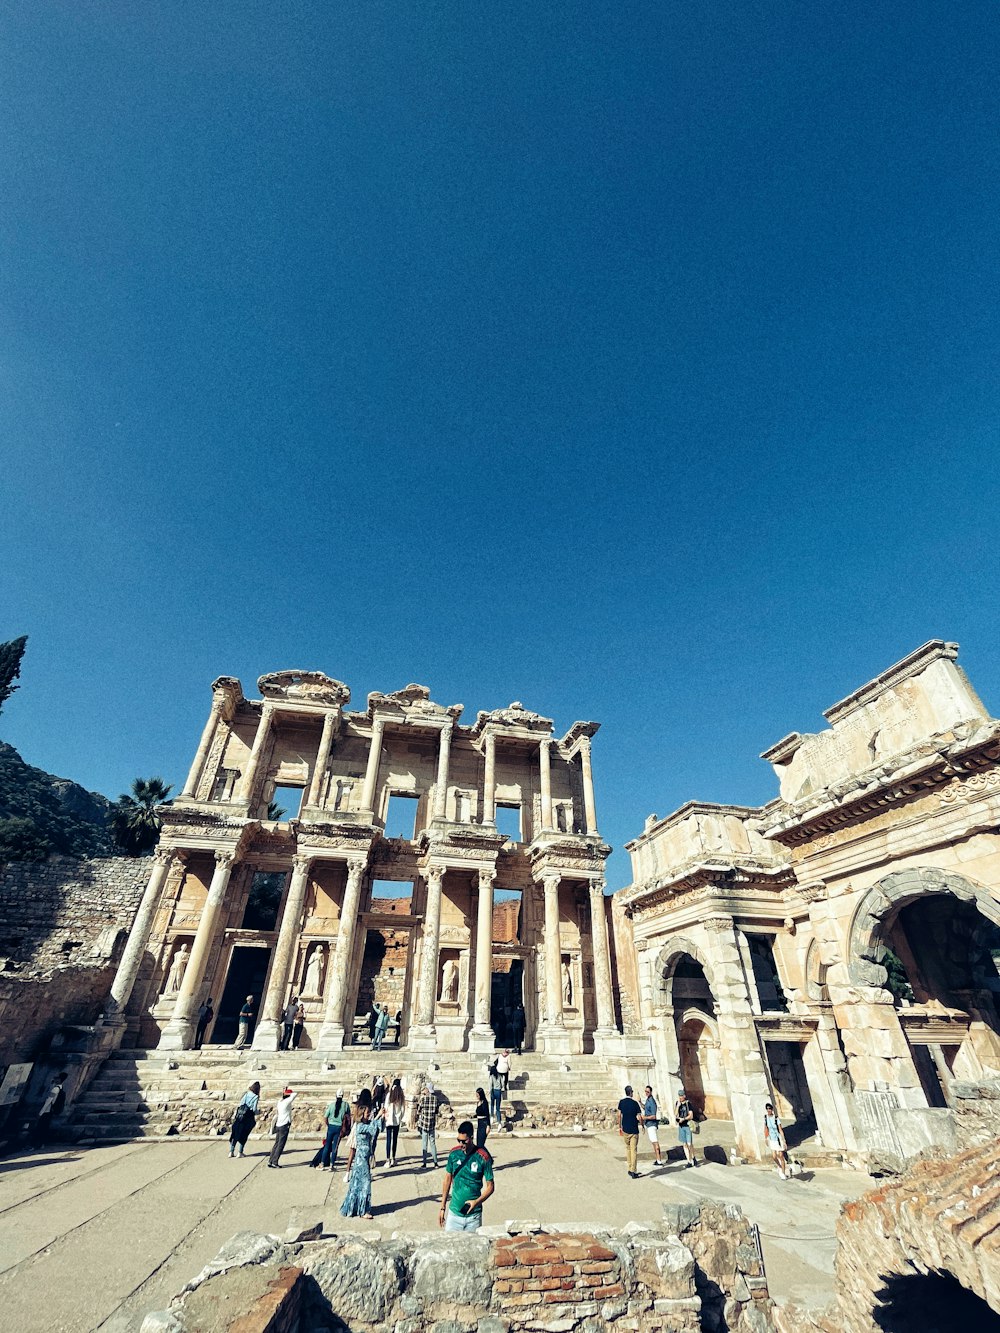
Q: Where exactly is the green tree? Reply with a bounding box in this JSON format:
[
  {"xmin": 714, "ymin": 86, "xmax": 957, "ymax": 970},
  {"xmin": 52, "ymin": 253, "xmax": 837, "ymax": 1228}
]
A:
[
  {"xmin": 111, "ymin": 777, "xmax": 173, "ymax": 856},
  {"xmin": 0, "ymin": 635, "xmax": 27, "ymax": 716},
  {"xmin": 882, "ymin": 946, "xmax": 915, "ymax": 1005},
  {"xmin": 267, "ymin": 799, "xmax": 287, "ymax": 820}
]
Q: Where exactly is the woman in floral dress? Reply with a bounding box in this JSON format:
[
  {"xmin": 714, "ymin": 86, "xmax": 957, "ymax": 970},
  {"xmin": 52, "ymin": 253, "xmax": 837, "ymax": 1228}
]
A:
[{"xmin": 340, "ymin": 1101, "xmax": 383, "ymax": 1219}]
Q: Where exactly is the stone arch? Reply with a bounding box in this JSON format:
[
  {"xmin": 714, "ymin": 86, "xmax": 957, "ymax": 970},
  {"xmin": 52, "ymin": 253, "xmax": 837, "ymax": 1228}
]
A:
[
  {"xmin": 804, "ymin": 936, "xmax": 830, "ymax": 1002},
  {"xmin": 651, "ymin": 935, "xmax": 720, "ymax": 1014},
  {"xmin": 847, "ymin": 867, "xmax": 1000, "ymax": 989}
]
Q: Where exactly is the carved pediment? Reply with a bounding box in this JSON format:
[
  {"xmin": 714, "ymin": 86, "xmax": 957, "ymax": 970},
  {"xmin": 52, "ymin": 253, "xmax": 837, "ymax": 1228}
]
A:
[
  {"xmin": 476, "ymin": 701, "xmax": 553, "ymax": 732},
  {"xmin": 368, "ymin": 683, "xmax": 463, "ymax": 723},
  {"xmin": 257, "ymin": 671, "xmax": 350, "ymax": 707}
]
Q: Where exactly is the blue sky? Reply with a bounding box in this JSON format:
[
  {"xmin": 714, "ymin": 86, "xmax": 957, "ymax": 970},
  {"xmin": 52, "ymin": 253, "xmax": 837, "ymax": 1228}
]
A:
[{"xmin": 2, "ymin": 2, "xmax": 999, "ymax": 886}]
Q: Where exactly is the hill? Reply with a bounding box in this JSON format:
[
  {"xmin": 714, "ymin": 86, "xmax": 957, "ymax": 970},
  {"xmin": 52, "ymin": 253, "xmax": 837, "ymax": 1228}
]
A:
[{"xmin": 0, "ymin": 741, "xmax": 115, "ymax": 862}]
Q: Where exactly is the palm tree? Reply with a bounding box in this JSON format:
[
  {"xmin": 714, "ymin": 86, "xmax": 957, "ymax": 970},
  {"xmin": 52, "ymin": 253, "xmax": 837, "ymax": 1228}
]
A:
[
  {"xmin": 267, "ymin": 800, "xmax": 287, "ymax": 821},
  {"xmin": 111, "ymin": 777, "xmax": 173, "ymax": 856}
]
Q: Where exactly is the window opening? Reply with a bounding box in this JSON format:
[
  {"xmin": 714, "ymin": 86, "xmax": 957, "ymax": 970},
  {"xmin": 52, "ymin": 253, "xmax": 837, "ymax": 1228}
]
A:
[
  {"xmin": 243, "ymin": 871, "xmax": 286, "ymax": 931},
  {"xmin": 495, "ymin": 803, "xmax": 522, "ymax": 843},
  {"xmin": 384, "ymin": 793, "xmax": 420, "ymax": 838},
  {"xmin": 211, "ymin": 768, "xmax": 240, "ymax": 802},
  {"xmin": 269, "ymin": 785, "xmax": 303, "ymax": 820},
  {"xmin": 333, "ymin": 779, "xmax": 355, "ymax": 812}
]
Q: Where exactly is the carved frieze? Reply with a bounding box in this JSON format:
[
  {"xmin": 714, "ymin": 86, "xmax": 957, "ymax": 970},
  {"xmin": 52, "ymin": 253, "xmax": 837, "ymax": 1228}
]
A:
[
  {"xmin": 474, "ymin": 701, "xmax": 553, "ymax": 732},
  {"xmin": 257, "ymin": 670, "xmax": 350, "ymax": 707},
  {"xmin": 367, "ymin": 683, "xmax": 463, "ymax": 723}
]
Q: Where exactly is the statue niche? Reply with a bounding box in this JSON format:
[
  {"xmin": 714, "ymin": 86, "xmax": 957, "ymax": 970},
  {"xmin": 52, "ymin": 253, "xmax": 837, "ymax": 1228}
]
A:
[
  {"xmin": 302, "ymin": 942, "xmax": 326, "ymax": 998},
  {"xmin": 163, "ymin": 941, "xmax": 190, "ymax": 995},
  {"xmin": 439, "ymin": 954, "xmax": 460, "ymax": 1005}
]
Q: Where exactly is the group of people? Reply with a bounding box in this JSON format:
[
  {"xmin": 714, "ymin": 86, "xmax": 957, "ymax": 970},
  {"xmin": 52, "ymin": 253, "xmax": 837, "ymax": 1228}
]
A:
[
  {"xmin": 616, "ymin": 1084, "xmax": 794, "ymax": 1178},
  {"xmin": 226, "ymin": 1068, "xmax": 496, "ymax": 1229}
]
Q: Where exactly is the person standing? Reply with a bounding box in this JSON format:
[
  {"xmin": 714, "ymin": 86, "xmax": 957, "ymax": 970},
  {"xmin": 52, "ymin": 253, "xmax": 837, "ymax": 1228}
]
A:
[
  {"xmin": 33, "ymin": 1071, "xmax": 68, "ymax": 1147},
  {"xmin": 617, "ymin": 1084, "xmax": 643, "ymax": 1179},
  {"xmin": 235, "ymin": 995, "xmax": 255, "ymax": 1048},
  {"xmin": 340, "ymin": 1100, "xmax": 383, "ymax": 1219},
  {"xmin": 280, "ymin": 997, "xmax": 297, "ymax": 1050},
  {"xmin": 675, "ymin": 1088, "xmax": 698, "ymax": 1168},
  {"xmin": 763, "ymin": 1102, "xmax": 790, "ymax": 1179},
  {"xmin": 267, "ymin": 1086, "xmax": 296, "ymax": 1168},
  {"xmin": 642, "ymin": 1085, "xmax": 664, "ymax": 1166},
  {"xmin": 510, "ymin": 1003, "xmax": 526, "ymax": 1055},
  {"xmin": 495, "ymin": 1049, "xmax": 511, "ymax": 1095},
  {"xmin": 310, "ymin": 1089, "xmax": 349, "ymax": 1169},
  {"xmin": 194, "ymin": 998, "xmax": 214, "ymax": 1049},
  {"xmin": 373, "ymin": 1004, "xmax": 390, "ymax": 1051},
  {"xmin": 292, "ymin": 1000, "xmax": 306, "ymax": 1050},
  {"xmin": 367, "ymin": 1001, "xmax": 379, "ymax": 1045},
  {"xmin": 473, "ymin": 1087, "xmax": 491, "ymax": 1148},
  {"xmin": 229, "ymin": 1081, "xmax": 260, "ymax": 1158},
  {"xmin": 416, "ymin": 1079, "xmax": 440, "ymax": 1168},
  {"xmin": 488, "ymin": 1062, "xmax": 504, "ymax": 1127},
  {"xmin": 439, "ymin": 1120, "xmax": 494, "ymax": 1232},
  {"xmin": 393, "ymin": 1008, "xmax": 402, "ymax": 1045},
  {"xmin": 384, "ymin": 1077, "xmax": 405, "ymax": 1166}
]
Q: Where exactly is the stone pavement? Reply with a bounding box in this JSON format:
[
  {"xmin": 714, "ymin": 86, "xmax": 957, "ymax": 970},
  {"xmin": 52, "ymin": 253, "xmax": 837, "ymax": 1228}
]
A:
[{"xmin": 0, "ymin": 1130, "xmax": 870, "ymax": 1332}]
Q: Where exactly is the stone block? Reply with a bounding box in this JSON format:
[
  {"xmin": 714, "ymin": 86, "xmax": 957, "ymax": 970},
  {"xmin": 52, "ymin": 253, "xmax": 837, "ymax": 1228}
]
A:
[
  {"xmin": 283, "ymin": 1209, "xmax": 322, "ymax": 1243},
  {"xmin": 303, "ymin": 1236, "xmax": 407, "ymax": 1322},
  {"xmin": 408, "ymin": 1236, "xmax": 492, "ymax": 1307},
  {"xmin": 661, "ymin": 1202, "xmax": 701, "ymax": 1235}
]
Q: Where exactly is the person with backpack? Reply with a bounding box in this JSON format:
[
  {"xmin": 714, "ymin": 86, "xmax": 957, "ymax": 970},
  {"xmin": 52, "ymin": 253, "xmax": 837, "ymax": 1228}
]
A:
[
  {"xmin": 616, "ymin": 1084, "xmax": 644, "ymax": 1178},
  {"xmin": 488, "ymin": 1061, "xmax": 505, "ymax": 1127},
  {"xmin": 33, "ymin": 1071, "xmax": 68, "ymax": 1147},
  {"xmin": 309, "ymin": 1089, "xmax": 350, "ymax": 1169},
  {"xmin": 642, "ymin": 1085, "xmax": 664, "ymax": 1166},
  {"xmin": 439, "ymin": 1119, "xmax": 495, "ymax": 1231},
  {"xmin": 383, "ymin": 1077, "xmax": 406, "ymax": 1166},
  {"xmin": 763, "ymin": 1101, "xmax": 791, "ymax": 1179},
  {"xmin": 228, "ymin": 1080, "xmax": 260, "ymax": 1158},
  {"xmin": 675, "ymin": 1088, "xmax": 698, "ymax": 1168}
]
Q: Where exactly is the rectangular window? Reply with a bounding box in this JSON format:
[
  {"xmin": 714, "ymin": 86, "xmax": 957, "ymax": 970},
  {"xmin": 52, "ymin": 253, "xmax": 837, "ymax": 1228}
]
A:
[
  {"xmin": 384, "ymin": 793, "xmax": 420, "ymax": 839},
  {"xmin": 243, "ymin": 871, "xmax": 286, "ymax": 931},
  {"xmin": 495, "ymin": 803, "xmax": 522, "ymax": 843},
  {"xmin": 269, "ymin": 785, "xmax": 303, "ymax": 820},
  {"xmin": 455, "ymin": 790, "xmax": 473, "ymax": 823},
  {"xmin": 211, "ymin": 768, "xmax": 240, "ymax": 802},
  {"xmin": 334, "ymin": 779, "xmax": 355, "ymax": 812}
]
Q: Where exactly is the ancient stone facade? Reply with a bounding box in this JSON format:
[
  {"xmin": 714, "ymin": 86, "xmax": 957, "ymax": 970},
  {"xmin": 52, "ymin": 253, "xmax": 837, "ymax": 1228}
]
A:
[
  {"xmin": 107, "ymin": 673, "xmax": 621, "ymax": 1059},
  {"xmin": 620, "ymin": 641, "xmax": 1000, "ymax": 1163}
]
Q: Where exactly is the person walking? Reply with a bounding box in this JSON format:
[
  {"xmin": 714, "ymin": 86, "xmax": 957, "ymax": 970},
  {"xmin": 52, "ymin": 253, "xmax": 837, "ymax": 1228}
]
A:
[
  {"xmin": 33, "ymin": 1071, "xmax": 67, "ymax": 1147},
  {"xmin": 495, "ymin": 1049, "xmax": 511, "ymax": 1095},
  {"xmin": 229, "ymin": 1081, "xmax": 260, "ymax": 1157},
  {"xmin": 267, "ymin": 1086, "xmax": 296, "ymax": 1168},
  {"xmin": 473, "ymin": 1087, "xmax": 491, "ymax": 1148},
  {"xmin": 439, "ymin": 1120, "xmax": 494, "ymax": 1232},
  {"xmin": 384, "ymin": 1077, "xmax": 405, "ymax": 1165},
  {"xmin": 675, "ymin": 1088, "xmax": 698, "ymax": 1168},
  {"xmin": 280, "ymin": 997, "xmax": 297, "ymax": 1050},
  {"xmin": 510, "ymin": 1003, "xmax": 526, "ymax": 1055},
  {"xmin": 488, "ymin": 1062, "xmax": 504, "ymax": 1127},
  {"xmin": 310, "ymin": 1089, "xmax": 349, "ymax": 1169},
  {"xmin": 642, "ymin": 1085, "xmax": 664, "ymax": 1166},
  {"xmin": 340, "ymin": 1099, "xmax": 383, "ymax": 1219},
  {"xmin": 234, "ymin": 995, "xmax": 255, "ymax": 1048},
  {"xmin": 373, "ymin": 1004, "xmax": 390, "ymax": 1051},
  {"xmin": 764, "ymin": 1101, "xmax": 791, "ymax": 1179},
  {"xmin": 617, "ymin": 1084, "xmax": 643, "ymax": 1178},
  {"xmin": 194, "ymin": 998, "xmax": 214, "ymax": 1049},
  {"xmin": 416, "ymin": 1079, "xmax": 440, "ymax": 1168},
  {"xmin": 292, "ymin": 1000, "xmax": 306, "ymax": 1050}
]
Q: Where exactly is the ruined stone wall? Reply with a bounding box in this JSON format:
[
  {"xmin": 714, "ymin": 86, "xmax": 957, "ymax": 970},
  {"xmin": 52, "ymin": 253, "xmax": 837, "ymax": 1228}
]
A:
[
  {"xmin": 0, "ymin": 966, "xmax": 117, "ymax": 1066},
  {"xmin": 141, "ymin": 1211, "xmax": 773, "ymax": 1333}
]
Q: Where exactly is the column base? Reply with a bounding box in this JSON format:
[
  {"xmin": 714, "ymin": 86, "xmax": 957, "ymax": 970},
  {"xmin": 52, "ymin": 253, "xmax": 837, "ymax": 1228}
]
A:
[
  {"xmin": 407, "ymin": 1023, "xmax": 438, "ymax": 1052},
  {"xmin": 315, "ymin": 1022, "xmax": 349, "ymax": 1053},
  {"xmin": 157, "ymin": 1018, "xmax": 195, "ymax": 1051},
  {"xmin": 467, "ymin": 1024, "xmax": 497, "ymax": 1054},
  {"xmin": 537, "ymin": 1024, "xmax": 573, "ymax": 1056},
  {"xmin": 251, "ymin": 1020, "xmax": 282, "ymax": 1051},
  {"xmin": 591, "ymin": 1027, "xmax": 623, "ymax": 1058}
]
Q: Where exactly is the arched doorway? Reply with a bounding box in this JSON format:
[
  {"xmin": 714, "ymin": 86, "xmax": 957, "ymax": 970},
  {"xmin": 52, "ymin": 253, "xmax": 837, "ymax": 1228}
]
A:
[
  {"xmin": 873, "ymin": 1271, "xmax": 1000, "ymax": 1332},
  {"xmin": 665, "ymin": 951, "xmax": 731, "ymax": 1120}
]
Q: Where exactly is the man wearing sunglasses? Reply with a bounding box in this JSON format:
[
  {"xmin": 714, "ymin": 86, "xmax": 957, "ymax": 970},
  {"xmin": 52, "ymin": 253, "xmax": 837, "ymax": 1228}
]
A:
[{"xmin": 438, "ymin": 1120, "xmax": 494, "ymax": 1232}]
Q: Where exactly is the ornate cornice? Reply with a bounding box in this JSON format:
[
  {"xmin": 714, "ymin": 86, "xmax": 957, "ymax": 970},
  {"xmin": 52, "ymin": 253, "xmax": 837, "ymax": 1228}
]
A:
[{"xmin": 257, "ymin": 670, "xmax": 350, "ymax": 708}]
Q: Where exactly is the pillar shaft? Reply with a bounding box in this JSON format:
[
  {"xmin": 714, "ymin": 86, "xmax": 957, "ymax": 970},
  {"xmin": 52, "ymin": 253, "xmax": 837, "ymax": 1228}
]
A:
[
  {"xmin": 414, "ymin": 867, "xmax": 444, "ymax": 1028},
  {"xmin": 433, "ymin": 723, "xmax": 453, "ymax": 820},
  {"xmin": 107, "ymin": 848, "xmax": 175, "ymax": 1020},
  {"xmin": 542, "ymin": 874, "xmax": 564, "ymax": 1027},
  {"xmin": 580, "ymin": 736, "xmax": 597, "ymax": 834},
  {"xmin": 539, "ymin": 738, "xmax": 552, "ymax": 832},
  {"xmin": 482, "ymin": 731, "xmax": 496, "ymax": 824},
  {"xmin": 307, "ymin": 711, "xmax": 336, "ymax": 807},
  {"xmin": 360, "ymin": 717, "xmax": 385, "ymax": 814},
  {"xmin": 240, "ymin": 703, "xmax": 275, "ymax": 805},
  {"xmin": 316, "ymin": 858, "xmax": 367, "ymax": 1049},
  {"xmin": 253, "ymin": 854, "xmax": 313, "ymax": 1048},
  {"xmin": 182, "ymin": 702, "xmax": 222, "ymax": 799},
  {"xmin": 589, "ymin": 877, "xmax": 616, "ymax": 1033},
  {"xmin": 158, "ymin": 850, "xmax": 235, "ymax": 1050},
  {"xmin": 473, "ymin": 868, "xmax": 495, "ymax": 1031}
]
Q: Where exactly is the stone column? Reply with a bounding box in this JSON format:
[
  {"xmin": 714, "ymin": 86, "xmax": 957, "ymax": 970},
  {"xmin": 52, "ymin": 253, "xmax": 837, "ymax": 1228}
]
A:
[
  {"xmin": 360, "ymin": 716, "xmax": 385, "ymax": 815},
  {"xmin": 482, "ymin": 730, "xmax": 496, "ymax": 825},
  {"xmin": 537, "ymin": 872, "xmax": 572, "ymax": 1054},
  {"xmin": 539, "ymin": 738, "xmax": 552, "ymax": 832},
  {"xmin": 252, "ymin": 854, "xmax": 313, "ymax": 1049},
  {"xmin": 240, "ymin": 703, "xmax": 275, "ymax": 805},
  {"xmin": 589, "ymin": 876, "xmax": 619, "ymax": 1051},
  {"xmin": 181, "ymin": 700, "xmax": 223, "ymax": 799},
  {"xmin": 469, "ymin": 867, "xmax": 497, "ymax": 1052},
  {"xmin": 409, "ymin": 865, "xmax": 444, "ymax": 1050},
  {"xmin": 579, "ymin": 736, "xmax": 598, "ymax": 834},
  {"xmin": 306, "ymin": 711, "xmax": 336, "ymax": 808},
  {"xmin": 105, "ymin": 847, "xmax": 176, "ymax": 1023},
  {"xmin": 158, "ymin": 849, "xmax": 236, "ymax": 1051},
  {"xmin": 433, "ymin": 723, "xmax": 453, "ymax": 821},
  {"xmin": 316, "ymin": 858, "xmax": 367, "ymax": 1050}
]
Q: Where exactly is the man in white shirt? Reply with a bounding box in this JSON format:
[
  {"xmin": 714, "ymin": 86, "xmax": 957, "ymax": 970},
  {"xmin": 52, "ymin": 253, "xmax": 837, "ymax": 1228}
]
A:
[
  {"xmin": 268, "ymin": 1087, "xmax": 296, "ymax": 1167},
  {"xmin": 495, "ymin": 1050, "xmax": 511, "ymax": 1096}
]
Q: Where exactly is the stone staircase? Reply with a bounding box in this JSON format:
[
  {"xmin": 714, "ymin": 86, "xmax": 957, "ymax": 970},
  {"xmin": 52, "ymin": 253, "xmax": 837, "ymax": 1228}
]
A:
[{"xmin": 69, "ymin": 1046, "xmax": 628, "ymax": 1142}]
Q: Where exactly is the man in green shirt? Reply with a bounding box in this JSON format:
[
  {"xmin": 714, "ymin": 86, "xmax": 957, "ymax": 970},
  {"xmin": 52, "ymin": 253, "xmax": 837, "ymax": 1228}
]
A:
[{"xmin": 439, "ymin": 1120, "xmax": 494, "ymax": 1232}]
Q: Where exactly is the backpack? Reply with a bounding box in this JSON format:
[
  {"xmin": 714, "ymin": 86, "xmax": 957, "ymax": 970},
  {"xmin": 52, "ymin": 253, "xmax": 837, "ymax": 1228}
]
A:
[{"xmin": 677, "ymin": 1098, "xmax": 691, "ymax": 1125}]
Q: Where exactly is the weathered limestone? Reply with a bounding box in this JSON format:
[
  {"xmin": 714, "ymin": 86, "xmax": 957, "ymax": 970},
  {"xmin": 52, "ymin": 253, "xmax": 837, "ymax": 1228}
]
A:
[
  {"xmin": 106, "ymin": 848, "xmax": 175, "ymax": 1022},
  {"xmin": 253, "ymin": 854, "xmax": 313, "ymax": 1049},
  {"xmin": 316, "ymin": 858, "xmax": 367, "ymax": 1051},
  {"xmin": 158, "ymin": 849, "xmax": 236, "ymax": 1050},
  {"xmin": 408, "ymin": 865, "xmax": 444, "ymax": 1050}
]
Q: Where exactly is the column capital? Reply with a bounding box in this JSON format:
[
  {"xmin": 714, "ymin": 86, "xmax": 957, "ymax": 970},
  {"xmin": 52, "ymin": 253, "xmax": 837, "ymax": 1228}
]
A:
[
  {"xmin": 539, "ymin": 870, "xmax": 562, "ymax": 892},
  {"xmin": 424, "ymin": 864, "xmax": 445, "ymax": 888},
  {"xmin": 214, "ymin": 848, "xmax": 237, "ymax": 870},
  {"xmin": 344, "ymin": 856, "xmax": 367, "ymax": 881},
  {"xmin": 588, "ymin": 876, "xmax": 607, "ymax": 897},
  {"xmin": 152, "ymin": 846, "xmax": 175, "ymax": 868},
  {"xmin": 291, "ymin": 853, "xmax": 314, "ymax": 876},
  {"xmin": 478, "ymin": 867, "xmax": 497, "ymax": 890}
]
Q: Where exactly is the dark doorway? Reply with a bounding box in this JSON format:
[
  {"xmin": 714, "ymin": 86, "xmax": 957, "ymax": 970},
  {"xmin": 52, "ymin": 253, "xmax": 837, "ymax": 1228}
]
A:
[
  {"xmin": 873, "ymin": 1270, "xmax": 1000, "ymax": 1332},
  {"xmin": 214, "ymin": 946, "xmax": 271, "ymax": 1044},
  {"xmin": 491, "ymin": 959, "xmax": 524, "ymax": 1047},
  {"xmin": 766, "ymin": 1040, "xmax": 816, "ymax": 1146}
]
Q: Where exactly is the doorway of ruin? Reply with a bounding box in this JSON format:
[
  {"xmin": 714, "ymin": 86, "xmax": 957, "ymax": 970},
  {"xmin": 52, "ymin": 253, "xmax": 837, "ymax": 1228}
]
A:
[
  {"xmin": 490, "ymin": 959, "xmax": 524, "ymax": 1047},
  {"xmin": 214, "ymin": 944, "xmax": 272, "ymax": 1044},
  {"xmin": 872, "ymin": 1270, "xmax": 1000, "ymax": 1332},
  {"xmin": 763, "ymin": 1039, "xmax": 816, "ymax": 1146},
  {"xmin": 356, "ymin": 926, "xmax": 412, "ymax": 1046}
]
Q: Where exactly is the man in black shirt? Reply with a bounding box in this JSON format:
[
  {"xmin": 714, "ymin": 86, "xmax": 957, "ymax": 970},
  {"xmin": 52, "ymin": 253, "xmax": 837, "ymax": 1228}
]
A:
[{"xmin": 616, "ymin": 1084, "xmax": 644, "ymax": 1179}]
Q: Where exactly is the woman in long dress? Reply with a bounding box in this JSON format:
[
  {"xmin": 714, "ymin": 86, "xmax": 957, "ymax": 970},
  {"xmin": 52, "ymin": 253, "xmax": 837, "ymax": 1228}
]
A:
[
  {"xmin": 228, "ymin": 1081, "xmax": 260, "ymax": 1158},
  {"xmin": 340, "ymin": 1102, "xmax": 383, "ymax": 1219}
]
